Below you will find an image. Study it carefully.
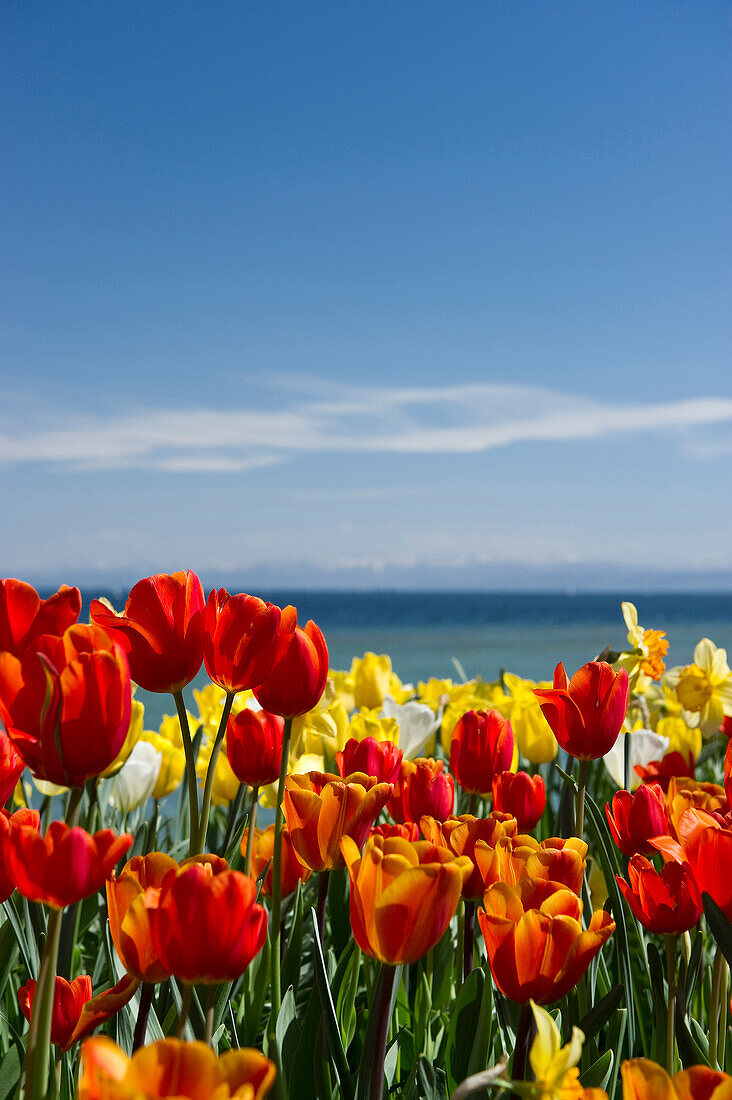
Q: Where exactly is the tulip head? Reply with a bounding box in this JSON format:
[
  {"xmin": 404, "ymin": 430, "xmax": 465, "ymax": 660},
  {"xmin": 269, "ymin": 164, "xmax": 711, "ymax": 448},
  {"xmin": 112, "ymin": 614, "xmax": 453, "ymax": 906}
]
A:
[
  {"xmin": 450, "ymin": 709, "xmax": 514, "ymax": 794},
  {"xmin": 284, "ymin": 771, "xmax": 393, "ymax": 872},
  {"xmin": 421, "ymin": 812, "xmax": 518, "ymax": 899},
  {"xmin": 0, "ymin": 807, "xmax": 40, "ymax": 903},
  {"xmin": 226, "ymin": 707, "xmax": 284, "ymax": 789},
  {"xmin": 107, "ymin": 853, "xmax": 178, "ymax": 983},
  {"xmin": 492, "ymin": 770, "xmax": 546, "ymax": 832},
  {"xmin": 476, "ymin": 834, "xmax": 588, "ymax": 894},
  {"xmin": 399, "ymin": 758, "xmax": 455, "ymax": 823},
  {"xmin": 617, "ymin": 855, "xmax": 702, "ymax": 935},
  {"xmin": 0, "ymin": 729, "xmax": 24, "ymax": 805},
  {"xmin": 534, "ymin": 662, "xmax": 629, "ymax": 761},
  {"xmin": 336, "ymin": 736, "xmax": 403, "ymax": 785},
  {"xmin": 0, "ymin": 579, "xmax": 81, "ymax": 657},
  {"xmin": 9, "ymin": 820, "xmax": 133, "ymax": 908},
  {"xmin": 203, "ymin": 589, "xmax": 288, "ymax": 694},
  {"xmin": 18, "ymin": 975, "xmax": 93, "ymax": 1049},
  {"xmin": 605, "ymin": 784, "xmax": 669, "ymax": 857},
  {"xmin": 254, "ymin": 617, "xmax": 329, "ymax": 718}
]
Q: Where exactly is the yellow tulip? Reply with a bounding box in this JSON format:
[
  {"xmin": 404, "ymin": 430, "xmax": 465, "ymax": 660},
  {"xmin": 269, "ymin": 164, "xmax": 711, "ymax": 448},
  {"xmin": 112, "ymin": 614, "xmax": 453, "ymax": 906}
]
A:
[{"xmin": 351, "ymin": 653, "xmax": 392, "ymax": 710}]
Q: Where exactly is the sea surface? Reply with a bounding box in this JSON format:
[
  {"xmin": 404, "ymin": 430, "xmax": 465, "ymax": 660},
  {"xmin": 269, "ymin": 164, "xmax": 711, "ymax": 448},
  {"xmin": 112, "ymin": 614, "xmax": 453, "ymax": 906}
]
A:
[{"xmin": 77, "ymin": 590, "xmax": 732, "ymax": 729}]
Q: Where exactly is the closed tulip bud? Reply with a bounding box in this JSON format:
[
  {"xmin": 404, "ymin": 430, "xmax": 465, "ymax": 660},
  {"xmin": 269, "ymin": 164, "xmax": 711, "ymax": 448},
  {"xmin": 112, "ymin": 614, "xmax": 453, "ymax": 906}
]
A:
[
  {"xmin": 478, "ymin": 877, "xmax": 615, "ymax": 1004},
  {"xmin": 421, "ymin": 812, "xmax": 518, "ymax": 899},
  {"xmin": 226, "ymin": 708, "xmax": 284, "ymax": 788},
  {"xmin": 605, "ymin": 784, "xmax": 669, "ymax": 856},
  {"xmin": 79, "ymin": 1036, "xmax": 276, "ymax": 1100},
  {"xmin": 0, "ymin": 579, "xmax": 81, "ymax": 657},
  {"xmin": 241, "ymin": 824, "xmax": 311, "ymax": 898},
  {"xmin": 284, "ymin": 771, "xmax": 392, "ymax": 872},
  {"xmin": 492, "ymin": 771, "xmax": 546, "ymax": 831},
  {"xmin": 18, "ymin": 975, "xmax": 93, "ymax": 1049},
  {"xmin": 203, "ymin": 589, "xmax": 290, "ymax": 694},
  {"xmin": 107, "ymin": 853, "xmax": 178, "ymax": 983},
  {"xmin": 254, "ymin": 617, "xmax": 329, "ymax": 718},
  {"xmin": 534, "ymin": 661, "xmax": 629, "ymax": 761},
  {"xmin": 107, "ymin": 741, "xmax": 162, "ymax": 814},
  {"xmin": 401, "ymin": 758, "xmax": 454, "ymax": 823},
  {"xmin": 335, "ymin": 736, "xmax": 403, "ymax": 784},
  {"xmin": 8, "ymin": 820, "xmax": 133, "ymax": 908},
  {"xmin": 90, "ymin": 571, "xmax": 205, "ymax": 694},
  {"xmin": 617, "ymin": 856, "xmax": 702, "ymax": 934},
  {"xmin": 0, "ymin": 624, "xmax": 132, "ymax": 787},
  {"xmin": 341, "ymin": 834, "xmax": 472, "ymax": 964},
  {"xmin": 450, "ymin": 710, "xmax": 514, "ymax": 795},
  {"xmin": 0, "ymin": 807, "xmax": 40, "ymax": 902},
  {"xmin": 150, "ymin": 861, "xmax": 267, "ymax": 983}
]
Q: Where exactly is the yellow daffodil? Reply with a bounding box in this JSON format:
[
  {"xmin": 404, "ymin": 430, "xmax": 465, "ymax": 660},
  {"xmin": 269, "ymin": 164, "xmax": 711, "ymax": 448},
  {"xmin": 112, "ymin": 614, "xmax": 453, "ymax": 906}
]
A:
[
  {"xmin": 665, "ymin": 639, "xmax": 732, "ymax": 737},
  {"xmin": 329, "ymin": 668, "xmax": 356, "ymax": 712},
  {"xmin": 529, "ymin": 1001, "xmax": 605, "ymax": 1100},
  {"xmin": 417, "ymin": 678, "xmax": 455, "ymax": 709},
  {"xmin": 157, "ymin": 711, "xmax": 191, "ymax": 751},
  {"xmin": 138, "ymin": 730, "xmax": 186, "ymax": 800},
  {"xmin": 345, "ymin": 710, "xmax": 400, "ymax": 745},
  {"xmin": 655, "ymin": 714, "xmax": 702, "ymax": 763},
  {"xmin": 615, "ymin": 602, "xmax": 669, "ymax": 691}
]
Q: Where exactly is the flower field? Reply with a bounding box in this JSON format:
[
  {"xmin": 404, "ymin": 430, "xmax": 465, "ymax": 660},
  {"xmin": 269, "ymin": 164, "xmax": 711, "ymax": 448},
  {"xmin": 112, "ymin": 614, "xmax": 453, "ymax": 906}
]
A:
[{"xmin": 1, "ymin": 575, "xmax": 732, "ymax": 1100}]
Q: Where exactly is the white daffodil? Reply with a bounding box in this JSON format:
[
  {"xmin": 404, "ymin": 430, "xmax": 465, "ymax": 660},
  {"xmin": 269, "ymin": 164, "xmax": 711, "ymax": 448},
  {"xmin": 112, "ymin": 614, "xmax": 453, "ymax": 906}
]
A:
[
  {"xmin": 603, "ymin": 728, "xmax": 669, "ymax": 789},
  {"xmin": 665, "ymin": 638, "xmax": 732, "ymax": 738},
  {"xmin": 107, "ymin": 740, "xmax": 162, "ymax": 813},
  {"xmin": 380, "ymin": 694, "xmax": 442, "ymax": 759}
]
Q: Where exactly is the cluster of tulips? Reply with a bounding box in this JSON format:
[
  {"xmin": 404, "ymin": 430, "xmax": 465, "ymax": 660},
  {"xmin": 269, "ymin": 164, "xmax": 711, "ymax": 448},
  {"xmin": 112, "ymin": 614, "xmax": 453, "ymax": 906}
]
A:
[{"xmin": 1, "ymin": 575, "xmax": 732, "ymax": 1100}]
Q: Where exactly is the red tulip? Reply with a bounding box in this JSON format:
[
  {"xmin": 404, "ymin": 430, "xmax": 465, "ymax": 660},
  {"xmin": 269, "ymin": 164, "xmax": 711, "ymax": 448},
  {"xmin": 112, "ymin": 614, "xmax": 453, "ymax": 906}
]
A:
[
  {"xmin": 450, "ymin": 710, "xmax": 514, "ymax": 795},
  {"xmin": 371, "ymin": 821, "xmax": 420, "ymax": 842},
  {"xmin": 0, "ymin": 729, "xmax": 24, "ymax": 805},
  {"xmin": 617, "ymin": 855, "xmax": 702, "ymax": 934},
  {"xmin": 203, "ymin": 590, "xmax": 292, "ymax": 694},
  {"xmin": 492, "ymin": 771, "xmax": 546, "ymax": 831},
  {"xmin": 654, "ymin": 808, "xmax": 732, "ymax": 921},
  {"xmin": 90, "ymin": 571, "xmax": 205, "ymax": 694},
  {"xmin": 149, "ymin": 861, "xmax": 267, "ymax": 983},
  {"xmin": 18, "ymin": 975, "xmax": 93, "ymax": 1049},
  {"xmin": 534, "ymin": 661, "xmax": 629, "ymax": 760},
  {"xmin": 253, "ymin": 617, "xmax": 328, "ymax": 718},
  {"xmin": 399, "ymin": 759, "xmax": 454, "ymax": 824},
  {"xmin": 725, "ymin": 738, "xmax": 732, "ymax": 811},
  {"xmin": 0, "ymin": 807, "xmax": 40, "ymax": 902},
  {"xmin": 0, "ymin": 624, "xmax": 131, "ymax": 787},
  {"xmin": 605, "ymin": 784, "xmax": 669, "ymax": 857},
  {"xmin": 8, "ymin": 821, "xmax": 133, "ymax": 908},
  {"xmin": 336, "ymin": 736, "xmax": 403, "ymax": 785},
  {"xmin": 226, "ymin": 708, "xmax": 284, "ymax": 788},
  {"xmin": 635, "ymin": 751, "xmax": 695, "ymax": 792},
  {"xmin": 0, "ymin": 579, "xmax": 81, "ymax": 657}
]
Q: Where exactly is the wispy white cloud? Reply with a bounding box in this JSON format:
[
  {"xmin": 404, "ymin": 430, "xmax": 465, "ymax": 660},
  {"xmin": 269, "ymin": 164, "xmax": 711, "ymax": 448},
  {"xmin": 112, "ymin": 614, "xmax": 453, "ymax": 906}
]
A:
[{"xmin": 2, "ymin": 381, "xmax": 732, "ymax": 472}]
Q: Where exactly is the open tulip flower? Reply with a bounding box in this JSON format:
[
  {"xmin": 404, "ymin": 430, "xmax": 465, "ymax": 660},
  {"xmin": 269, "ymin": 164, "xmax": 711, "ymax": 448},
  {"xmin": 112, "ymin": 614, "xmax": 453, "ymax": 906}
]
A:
[
  {"xmin": 149, "ymin": 860, "xmax": 267, "ymax": 983},
  {"xmin": 666, "ymin": 777, "xmax": 727, "ymax": 838},
  {"xmin": 241, "ymin": 824, "xmax": 312, "ymax": 898},
  {"xmin": 0, "ymin": 807, "xmax": 40, "ymax": 902},
  {"xmin": 492, "ymin": 770, "xmax": 546, "ymax": 831},
  {"xmin": 90, "ymin": 571, "xmax": 205, "ymax": 694},
  {"xmin": 341, "ymin": 833, "xmax": 472, "ymax": 964},
  {"xmin": 653, "ymin": 807, "xmax": 732, "ymax": 920},
  {"xmin": 79, "ymin": 1036, "xmax": 276, "ymax": 1100},
  {"xmin": 253, "ymin": 616, "xmax": 329, "ymax": 718},
  {"xmin": 420, "ymin": 812, "xmax": 518, "ymax": 899},
  {"xmin": 478, "ymin": 877, "xmax": 615, "ymax": 1004},
  {"xmin": 107, "ymin": 853, "xmax": 178, "ymax": 983},
  {"xmin": 8, "ymin": 820, "xmax": 133, "ymax": 908},
  {"xmin": 475, "ymin": 834, "xmax": 588, "ymax": 894},
  {"xmin": 606, "ymin": 783, "xmax": 669, "ymax": 856},
  {"xmin": 450, "ymin": 708, "xmax": 514, "ymax": 795},
  {"xmin": 617, "ymin": 855, "xmax": 702, "ymax": 934},
  {"xmin": 203, "ymin": 589, "xmax": 291, "ymax": 694},
  {"xmin": 0, "ymin": 578, "xmax": 81, "ymax": 657},
  {"xmin": 284, "ymin": 770, "xmax": 392, "ymax": 872},
  {"xmin": 18, "ymin": 974, "xmax": 93, "ymax": 1050},
  {"xmin": 621, "ymin": 1059, "xmax": 732, "ymax": 1100},
  {"xmin": 0, "ymin": 623, "xmax": 132, "ymax": 787},
  {"xmin": 534, "ymin": 661, "xmax": 629, "ymax": 761}
]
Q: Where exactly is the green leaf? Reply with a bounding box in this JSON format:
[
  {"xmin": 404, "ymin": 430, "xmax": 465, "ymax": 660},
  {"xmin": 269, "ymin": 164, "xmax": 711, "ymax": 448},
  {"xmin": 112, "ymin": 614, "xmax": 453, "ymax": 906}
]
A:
[
  {"xmin": 311, "ymin": 909, "xmax": 355, "ymax": 1100},
  {"xmin": 282, "ymin": 880, "xmax": 305, "ymax": 999},
  {"xmin": 676, "ymin": 1012, "xmax": 709, "ymax": 1068},
  {"xmin": 335, "ymin": 941, "xmax": 361, "ymax": 1052},
  {"xmin": 0, "ymin": 1043, "xmax": 21, "ymax": 1100},
  {"xmin": 703, "ymin": 894, "xmax": 732, "ymax": 971},
  {"xmin": 580, "ymin": 1050, "xmax": 613, "ymax": 1090},
  {"xmin": 466, "ymin": 968, "xmax": 494, "ymax": 1078},
  {"xmin": 577, "ymin": 984, "xmax": 625, "ymax": 1044},
  {"xmin": 444, "ymin": 969, "xmax": 485, "ymax": 1091},
  {"xmin": 276, "ymin": 987, "xmax": 301, "ymax": 1077}
]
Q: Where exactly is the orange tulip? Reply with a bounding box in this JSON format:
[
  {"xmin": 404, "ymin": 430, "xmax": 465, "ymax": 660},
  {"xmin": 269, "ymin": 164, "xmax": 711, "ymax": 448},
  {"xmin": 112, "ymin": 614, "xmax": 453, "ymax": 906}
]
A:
[
  {"xmin": 0, "ymin": 578, "xmax": 81, "ymax": 658},
  {"xmin": 475, "ymin": 834, "xmax": 587, "ymax": 894},
  {"xmin": 341, "ymin": 834, "xmax": 472, "ymax": 964},
  {"xmin": 666, "ymin": 777, "xmax": 726, "ymax": 839},
  {"xmin": 420, "ymin": 813, "xmax": 518, "ymax": 899},
  {"xmin": 0, "ymin": 807, "xmax": 40, "ymax": 903},
  {"xmin": 0, "ymin": 623, "xmax": 132, "ymax": 787},
  {"xmin": 284, "ymin": 771, "xmax": 392, "ymax": 872},
  {"xmin": 18, "ymin": 974, "xmax": 92, "ymax": 1049},
  {"xmin": 90, "ymin": 571, "xmax": 205, "ymax": 694},
  {"xmin": 241, "ymin": 824, "xmax": 311, "ymax": 898},
  {"xmin": 203, "ymin": 589, "xmax": 290, "ymax": 694},
  {"xmin": 654, "ymin": 808, "xmax": 732, "ymax": 921},
  {"xmin": 149, "ymin": 861, "xmax": 267, "ymax": 983},
  {"xmin": 79, "ymin": 1036, "xmax": 275, "ymax": 1100},
  {"xmin": 8, "ymin": 821, "xmax": 133, "ymax": 908},
  {"xmin": 107, "ymin": 853, "xmax": 178, "ymax": 983},
  {"xmin": 622, "ymin": 1059, "xmax": 732, "ymax": 1100},
  {"xmin": 253, "ymin": 617, "xmax": 328, "ymax": 718},
  {"xmin": 534, "ymin": 661, "xmax": 629, "ymax": 761},
  {"xmin": 478, "ymin": 877, "xmax": 615, "ymax": 1004}
]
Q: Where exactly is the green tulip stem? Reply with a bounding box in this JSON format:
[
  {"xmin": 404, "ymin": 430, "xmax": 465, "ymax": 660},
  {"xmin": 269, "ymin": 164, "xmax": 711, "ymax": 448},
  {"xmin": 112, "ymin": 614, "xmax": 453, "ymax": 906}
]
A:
[
  {"xmin": 176, "ymin": 983, "xmax": 194, "ymax": 1039},
  {"xmin": 575, "ymin": 758, "xmax": 589, "ymax": 840},
  {"xmin": 270, "ymin": 716, "xmax": 293, "ymax": 1019},
  {"xmin": 243, "ymin": 786, "xmax": 259, "ymax": 878},
  {"xmin": 665, "ymin": 934, "xmax": 676, "ymax": 1075},
  {"xmin": 367, "ymin": 963, "xmax": 397, "ymax": 1100},
  {"xmin": 711, "ymin": 948, "xmax": 724, "ymax": 1069},
  {"xmin": 25, "ymin": 906, "xmax": 63, "ymax": 1100},
  {"xmin": 172, "ymin": 689, "xmax": 200, "ymax": 857},
  {"xmin": 198, "ymin": 691, "xmax": 235, "ymax": 853}
]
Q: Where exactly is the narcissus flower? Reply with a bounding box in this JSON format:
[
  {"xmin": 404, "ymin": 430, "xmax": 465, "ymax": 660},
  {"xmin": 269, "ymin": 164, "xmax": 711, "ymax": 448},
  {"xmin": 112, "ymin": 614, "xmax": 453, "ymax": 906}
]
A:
[
  {"xmin": 107, "ymin": 853, "xmax": 178, "ymax": 983},
  {"xmin": 0, "ymin": 623, "xmax": 132, "ymax": 787},
  {"xmin": 8, "ymin": 821, "xmax": 133, "ymax": 908},
  {"xmin": 149, "ymin": 861, "xmax": 267, "ymax": 983},
  {"xmin": 605, "ymin": 784, "xmax": 669, "ymax": 857},
  {"xmin": 284, "ymin": 771, "xmax": 392, "ymax": 872},
  {"xmin": 476, "ymin": 835, "xmax": 588, "ymax": 894},
  {"xmin": 254, "ymin": 618, "xmax": 329, "ymax": 718},
  {"xmin": 18, "ymin": 974, "xmax": 93, "ymax": 1049},
  {"xmin": 478, "ymin": 878, "xmax": 615, "ymax": 1004},
  {"xmin": 420, "ymin": 812, "xmax": 518, "ymax": 899},
  {"xmin": 336, "ymin": 736, "xmax": 403, "ymax": 785},
  {"xmin": 0, "ymin": 807, "xmax": 40, "ymax": 902},
  {"xmin": 621, "ymin": 1059, "xmax": 732, "ymax": 1100},
  {"xmin": 241, "ymin": 824, "xmax": 311, "ymax": 898},
  {"xmin": 226, "ymin": 708, "xmax": 284, "ymax": 789},
  {"xmin": 107, "ymin": 740, "xmax": 162, "ymax": 813},
  {"xmin": 529, "ymin": 1000, "xmax": 606, "ymax": 1100},
  {"xmin": 534, "ymin": 662, "xmax": 629, "ymax": 761},
  {"xmin": 492, "ymin": 771, "xmax": 546, "ymax": 831},
  {"xmin": 450, "ymin": 710, "xmax": 514, "ymax": 795},
  {"xmin": 203, "ymin": 589, "xmax": 290, "ymax": 694},
  {"xmin": 380, "ymin": 695, "xmax": 442, "ymax": 759},
  {"xmin": 0, "ymin": 579, "xmax": 81, "ymax": 657},
  {"xmin": 665, "ymin": 639, "xmax": 732, "ymax": 738},
  {"xmin": 90, "ymin": 571, "xmax": 205, "ymax": 694},
  {"xmin": 78, "ymin": 1036, "xmax": 276, "ymax": 1100},
  {"xmin": 617, "ymin": 856, "xmax": 702, "ymax": 934},
  {"xmin": 615, "ymin": 602, "xmax": 669, "ymax": 690},
  {"xmin": 340, "ymin": 833, "xmax": 472, "ymax": 964}
]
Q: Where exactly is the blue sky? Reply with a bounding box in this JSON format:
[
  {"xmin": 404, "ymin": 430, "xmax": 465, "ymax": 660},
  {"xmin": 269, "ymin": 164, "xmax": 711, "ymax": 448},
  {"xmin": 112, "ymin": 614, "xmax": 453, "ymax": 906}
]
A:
[{"xmin": 2, "ymin": 2, "xmax": 731, "ymax": 588}]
